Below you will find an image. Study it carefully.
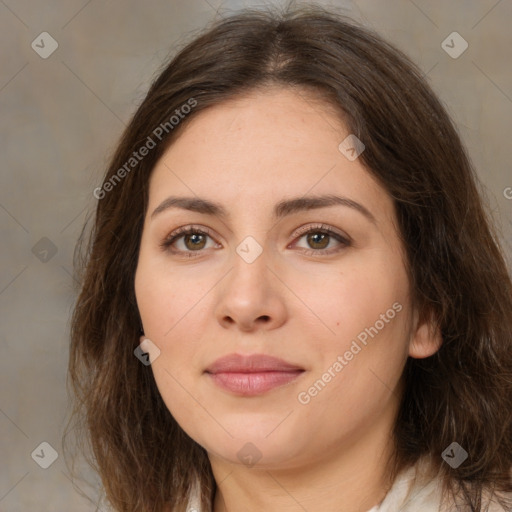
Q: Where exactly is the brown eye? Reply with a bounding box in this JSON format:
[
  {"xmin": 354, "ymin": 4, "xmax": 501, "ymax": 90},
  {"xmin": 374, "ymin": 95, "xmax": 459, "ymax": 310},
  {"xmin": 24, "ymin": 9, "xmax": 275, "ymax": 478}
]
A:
[
  {"xmin": 183, "ymin": 233, "xmax": 207, "ymax": 251},
  {"xmin": 293, "ymin": 224, "xmax": 351, "ymax": 256},
  {"xmin": 160, "ymin": 226, "xmax": 217, "ymax": 257},
  {"xmin": 306, "ymin": 232, "xmax": 330, "ymax": 250}
]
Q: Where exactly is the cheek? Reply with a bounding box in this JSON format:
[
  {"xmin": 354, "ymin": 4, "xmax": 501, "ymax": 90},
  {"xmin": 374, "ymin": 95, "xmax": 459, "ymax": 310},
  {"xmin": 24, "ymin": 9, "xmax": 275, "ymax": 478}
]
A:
[
  {"xmin": 135, "ymin": 254, "xmax": 212, "ymax": 416},
  {"xmin": 135, "ymin": 253, "xmax": 212, "ymax": 342},
  {"xmin": 135, "ymin": 261, "xmax": 208, "ymax": 420},
  {"xmin": 288, "ymin": 256, "xmax": 409, "ymax": 351},
  {"xmin": 295, "ymin": 296, "xmax": 409, "ymax": 441},
  {"xmin": 289, "ymin": 255, "xmax": 410, "ymax": 406}
]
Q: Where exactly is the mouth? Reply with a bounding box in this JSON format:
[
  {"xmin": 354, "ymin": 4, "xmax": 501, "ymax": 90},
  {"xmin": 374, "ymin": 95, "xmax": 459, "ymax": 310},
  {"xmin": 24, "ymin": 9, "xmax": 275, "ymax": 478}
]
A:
[{"xmin": 205, "ymin": 353, "xmax": 305, "ymax": 396}]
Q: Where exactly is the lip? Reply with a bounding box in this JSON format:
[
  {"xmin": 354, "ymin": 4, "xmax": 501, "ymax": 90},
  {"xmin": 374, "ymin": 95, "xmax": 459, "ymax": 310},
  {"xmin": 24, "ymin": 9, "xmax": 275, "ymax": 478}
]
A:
[
  {"xmin": 205, "ymin": 354, "xmax": 305, "ymax": 396},
  {"xmin": 206, "ymin": 353, "xmax": 304, "ymax": 373}
]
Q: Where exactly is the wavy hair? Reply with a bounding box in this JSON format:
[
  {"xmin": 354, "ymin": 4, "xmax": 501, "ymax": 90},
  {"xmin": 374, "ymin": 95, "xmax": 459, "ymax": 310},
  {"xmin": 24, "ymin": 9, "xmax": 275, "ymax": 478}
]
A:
[{"xmin": 65, "ymin": 3, "xmax": 512, "ymax": 511}]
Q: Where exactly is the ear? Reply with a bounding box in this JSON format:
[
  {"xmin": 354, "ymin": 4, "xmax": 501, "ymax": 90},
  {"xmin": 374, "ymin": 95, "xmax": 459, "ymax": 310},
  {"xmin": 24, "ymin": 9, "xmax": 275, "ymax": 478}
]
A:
[{"xmin": 408, "ymin": 308, "xmax": 442, "ymax": 359}]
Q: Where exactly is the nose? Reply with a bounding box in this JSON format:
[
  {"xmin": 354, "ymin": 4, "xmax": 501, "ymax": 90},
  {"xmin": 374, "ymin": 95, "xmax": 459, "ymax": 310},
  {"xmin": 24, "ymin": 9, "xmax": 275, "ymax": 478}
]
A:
[{"xmin": 214, "ymin": 248, "xmax": 287, "ymax": 332}]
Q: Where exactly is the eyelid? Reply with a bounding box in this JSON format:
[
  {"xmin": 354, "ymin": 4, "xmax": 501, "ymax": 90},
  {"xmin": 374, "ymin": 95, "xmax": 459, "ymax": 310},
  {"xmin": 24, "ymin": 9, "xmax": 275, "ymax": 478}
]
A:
[
  {"xmin": 288, "ymin": 223, "xmax": 351, "ymax": 255},
  {"xmin": 159, "ymin": 224, "xmax": 218, "ymax": 251},
  {"xmin": 291, "ymin": 222, "xmax": 351, "ymax": 243}
]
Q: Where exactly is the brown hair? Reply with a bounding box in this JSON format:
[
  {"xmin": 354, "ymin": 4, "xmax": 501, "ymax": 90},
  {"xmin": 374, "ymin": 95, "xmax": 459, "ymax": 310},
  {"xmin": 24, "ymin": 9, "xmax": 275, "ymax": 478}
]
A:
[{"xmin": 65, "ymin": 3, "xmax": 512, "ymax": 511}]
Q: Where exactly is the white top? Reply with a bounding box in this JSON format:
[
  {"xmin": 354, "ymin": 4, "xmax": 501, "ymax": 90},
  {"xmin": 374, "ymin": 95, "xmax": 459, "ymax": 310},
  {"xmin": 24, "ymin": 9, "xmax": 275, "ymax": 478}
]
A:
[{"xmin": 185, "ymin": 458, "xmax": 510, "ymax": 511}]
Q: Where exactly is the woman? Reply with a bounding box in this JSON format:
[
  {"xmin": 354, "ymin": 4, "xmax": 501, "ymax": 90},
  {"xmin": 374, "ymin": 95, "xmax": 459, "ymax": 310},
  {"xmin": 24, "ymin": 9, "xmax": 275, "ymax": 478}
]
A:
[{"xmin": 66, "ymin": 3, "xmax": 512, "ymax": 511}]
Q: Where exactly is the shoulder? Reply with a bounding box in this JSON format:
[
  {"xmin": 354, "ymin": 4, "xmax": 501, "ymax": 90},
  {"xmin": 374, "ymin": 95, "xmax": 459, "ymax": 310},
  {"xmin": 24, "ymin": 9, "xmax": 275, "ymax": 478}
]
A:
[
  {"xmin": 186, "ymin": 479, "xmax": 203, "ymax": 512},
  {"xmin": 163, "ymin": 480, "xmax": 203, "ymax": 512},
  {"xmin": 371, "ymin": 459, "xmax": 442, "ymax": 512},
  {"xmin": 482, "ymin": 488, "xmax": 512, "ymax": 512},
  {"xmin": 373, "ymin": 458, "xmax": 512, "ymax": 512}
]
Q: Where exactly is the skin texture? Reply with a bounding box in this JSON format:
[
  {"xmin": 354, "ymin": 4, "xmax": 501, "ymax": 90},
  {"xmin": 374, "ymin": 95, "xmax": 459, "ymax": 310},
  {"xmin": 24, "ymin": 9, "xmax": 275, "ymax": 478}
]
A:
[{"xmin": 134, "ymin": 86, "xmax": 441, "ymax": 512}]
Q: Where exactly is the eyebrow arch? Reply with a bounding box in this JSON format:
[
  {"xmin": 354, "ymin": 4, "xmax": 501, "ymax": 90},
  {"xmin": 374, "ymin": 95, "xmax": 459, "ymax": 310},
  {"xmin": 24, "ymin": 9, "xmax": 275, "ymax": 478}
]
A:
[{"xmin": 150, "ymin": 194, "xmax": 376, "ymax": 224}]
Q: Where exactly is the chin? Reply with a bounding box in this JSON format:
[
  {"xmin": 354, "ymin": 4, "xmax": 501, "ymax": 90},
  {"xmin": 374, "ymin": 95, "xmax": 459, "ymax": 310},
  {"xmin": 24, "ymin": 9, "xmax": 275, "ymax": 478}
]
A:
[{"xmin": 194, "ymin": 425, "xmax": 308, "ymax": 470}]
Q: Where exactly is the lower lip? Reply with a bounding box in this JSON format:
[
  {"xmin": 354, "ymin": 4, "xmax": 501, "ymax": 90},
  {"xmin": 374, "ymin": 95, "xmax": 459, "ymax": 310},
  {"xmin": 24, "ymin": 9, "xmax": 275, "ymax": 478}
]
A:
[{"xmin": 207, "ymin": 370, "xmax": 304, "ymax": 396}]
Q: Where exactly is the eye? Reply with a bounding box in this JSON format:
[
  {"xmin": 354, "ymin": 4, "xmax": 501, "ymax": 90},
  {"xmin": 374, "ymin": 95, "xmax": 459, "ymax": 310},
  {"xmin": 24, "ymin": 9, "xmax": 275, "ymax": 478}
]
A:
[
  {"xmin": 160, "ymin": 225, "xmax": 219, "ymax": 258},
  {"xmin": 160, "ymin": 223, "xmax": 351, "ymax": 258},
  {"xmin": 291, "ymin": 223, "xmax": 351, "ymax": 255}
]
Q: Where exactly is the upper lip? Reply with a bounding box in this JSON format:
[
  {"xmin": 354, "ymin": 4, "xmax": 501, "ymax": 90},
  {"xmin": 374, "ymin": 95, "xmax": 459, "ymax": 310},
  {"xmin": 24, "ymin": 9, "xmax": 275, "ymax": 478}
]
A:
[{"xmin": 205, "ymin": 354, "xmax": 304, "ymax": 374}]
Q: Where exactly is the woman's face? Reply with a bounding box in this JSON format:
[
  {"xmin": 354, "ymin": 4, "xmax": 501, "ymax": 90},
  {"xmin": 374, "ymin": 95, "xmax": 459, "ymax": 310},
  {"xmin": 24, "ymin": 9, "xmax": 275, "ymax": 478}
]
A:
[{"xmin": 135, "ymin": 87, "xmax": 439, "ymax": 470}]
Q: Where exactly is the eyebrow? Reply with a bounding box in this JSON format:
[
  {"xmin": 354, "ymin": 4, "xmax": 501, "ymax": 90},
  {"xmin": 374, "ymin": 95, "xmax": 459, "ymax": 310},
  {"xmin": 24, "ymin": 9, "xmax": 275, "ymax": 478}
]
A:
[{"xmin": 150, "ymin": 194, "xmax": 376, "ymax": 224}]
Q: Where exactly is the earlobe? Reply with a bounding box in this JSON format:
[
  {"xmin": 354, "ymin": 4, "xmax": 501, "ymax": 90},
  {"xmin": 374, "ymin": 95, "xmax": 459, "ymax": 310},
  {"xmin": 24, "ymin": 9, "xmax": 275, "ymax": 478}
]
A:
[{"xmin": 408, "ymin": 312, "xmax": 442, "ymax": 359}]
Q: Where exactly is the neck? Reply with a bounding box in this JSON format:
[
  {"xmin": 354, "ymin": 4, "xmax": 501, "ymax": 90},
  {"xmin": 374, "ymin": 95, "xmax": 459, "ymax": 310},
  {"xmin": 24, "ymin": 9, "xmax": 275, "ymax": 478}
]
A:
[{"xmin": 210, "ymin": 425, "xmax": 397, "ymax": 512}]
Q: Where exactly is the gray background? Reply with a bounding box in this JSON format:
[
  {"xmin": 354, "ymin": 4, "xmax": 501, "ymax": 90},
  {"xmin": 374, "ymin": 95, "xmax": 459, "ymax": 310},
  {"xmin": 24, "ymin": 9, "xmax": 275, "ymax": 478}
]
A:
[{"xmin": 1, "ymin": 0, "xmax": 511, "ymax": 510}]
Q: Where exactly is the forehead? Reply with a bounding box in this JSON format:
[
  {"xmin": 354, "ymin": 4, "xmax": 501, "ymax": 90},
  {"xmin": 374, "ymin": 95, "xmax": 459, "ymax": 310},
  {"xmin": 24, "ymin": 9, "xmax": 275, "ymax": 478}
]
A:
[
  {"xmin": 165, "ymin": 86, "xmax": 346, "ymax": 156},
  {"xmin": 148, "ymin": 86, "xmax": 392, "ymax": 223}
]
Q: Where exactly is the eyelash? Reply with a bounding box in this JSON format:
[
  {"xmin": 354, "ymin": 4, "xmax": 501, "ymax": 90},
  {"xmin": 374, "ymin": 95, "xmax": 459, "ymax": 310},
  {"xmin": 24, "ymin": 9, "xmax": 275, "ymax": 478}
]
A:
[{"xmin": 159, "ymin": 223, "xmax": 351, "ymax": 258}]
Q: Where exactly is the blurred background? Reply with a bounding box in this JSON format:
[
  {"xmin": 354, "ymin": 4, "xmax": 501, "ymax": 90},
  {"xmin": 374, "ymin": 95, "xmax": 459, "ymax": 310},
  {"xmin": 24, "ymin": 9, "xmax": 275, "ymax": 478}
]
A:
[{"xmin": 1, "ymin": 0, "xmax": 511, "ymax": 510}]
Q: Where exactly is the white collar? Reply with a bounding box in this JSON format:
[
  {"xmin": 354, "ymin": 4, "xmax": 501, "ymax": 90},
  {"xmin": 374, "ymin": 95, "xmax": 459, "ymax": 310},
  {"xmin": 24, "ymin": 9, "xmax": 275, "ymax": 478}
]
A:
[{"xmin": 366, "ymin": 460, "xmax": 442, "ymax": 511}]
